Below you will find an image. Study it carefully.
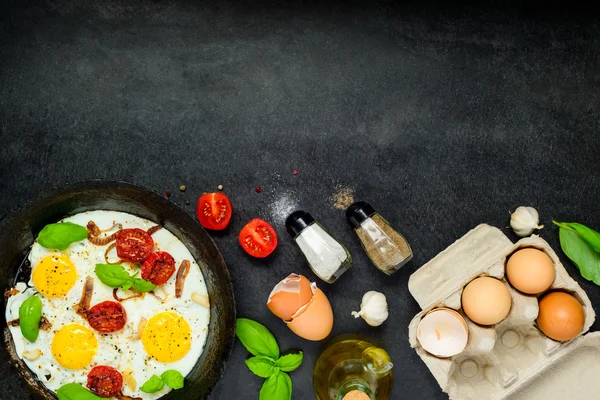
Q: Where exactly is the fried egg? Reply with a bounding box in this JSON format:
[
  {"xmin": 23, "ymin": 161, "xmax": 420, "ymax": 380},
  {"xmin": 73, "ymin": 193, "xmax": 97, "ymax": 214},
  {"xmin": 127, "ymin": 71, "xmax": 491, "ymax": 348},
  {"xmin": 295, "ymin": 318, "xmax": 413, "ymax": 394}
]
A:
[{"xmin": 5, "ymin": 210, "xmax": 210, "ymax": 399}]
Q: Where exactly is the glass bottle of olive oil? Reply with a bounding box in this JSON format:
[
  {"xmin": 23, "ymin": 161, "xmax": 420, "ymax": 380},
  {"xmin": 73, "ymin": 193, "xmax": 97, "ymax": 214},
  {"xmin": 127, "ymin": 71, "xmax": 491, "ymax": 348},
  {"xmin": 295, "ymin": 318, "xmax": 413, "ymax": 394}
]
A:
[{"xmin": 313, "ymin": 339, "xmax": 393, "ymax": 400}]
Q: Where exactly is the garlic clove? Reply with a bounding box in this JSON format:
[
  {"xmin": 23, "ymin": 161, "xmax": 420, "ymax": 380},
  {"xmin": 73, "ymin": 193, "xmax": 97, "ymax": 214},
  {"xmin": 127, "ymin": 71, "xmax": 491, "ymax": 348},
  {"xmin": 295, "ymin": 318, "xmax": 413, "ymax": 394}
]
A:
[
  {"xmin": 351, "ymin": 291, "xmax": 389, "ymax": 327},
  {"xmin": 192, "ymin": 292, "xmax": 210, "ymax": 308},
  {"xmin": 122, "ymin": 368, "xmax": 136, "ymax": 391},
  {"xmin": 22, "ymin": 349, "xmax": 42, "ymax": 361},
  {"xmin": 510, "ymin": 206, "xmax": 544, "ymax": 237}
]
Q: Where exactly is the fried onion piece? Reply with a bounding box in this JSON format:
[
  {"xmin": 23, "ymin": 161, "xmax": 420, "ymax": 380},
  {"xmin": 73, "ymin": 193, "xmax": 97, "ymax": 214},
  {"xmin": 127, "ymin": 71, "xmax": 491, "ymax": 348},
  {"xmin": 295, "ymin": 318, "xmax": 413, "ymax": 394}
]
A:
[
  {"xmin": 87, "ymin": 221, "xmax": 122, "ymax": 246},
  {"xmin": 112, "ymin": 288, "xmax": 143, "ymax": 302},
  {"xmin": 175, "ymin": 260, "xmax": 190, "ymax": 298},
  {"xmin": 73, "ymin": 276, "xmax": 94, "ymax": 317}
]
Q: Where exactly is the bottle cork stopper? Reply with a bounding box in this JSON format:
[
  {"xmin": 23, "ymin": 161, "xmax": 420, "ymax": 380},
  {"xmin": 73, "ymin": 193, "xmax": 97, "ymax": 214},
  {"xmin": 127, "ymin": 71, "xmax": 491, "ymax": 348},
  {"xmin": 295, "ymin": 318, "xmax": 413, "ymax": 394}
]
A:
[{"xmin": 343, "ymin": 390, "xmax": 370, "ymax": 400}]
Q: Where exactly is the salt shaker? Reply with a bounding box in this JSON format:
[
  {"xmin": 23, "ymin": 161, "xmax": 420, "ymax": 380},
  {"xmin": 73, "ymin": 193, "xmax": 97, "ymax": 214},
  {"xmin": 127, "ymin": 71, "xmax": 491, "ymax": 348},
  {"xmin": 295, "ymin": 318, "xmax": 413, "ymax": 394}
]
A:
[
  {"xmin": 285, "ymin": 210, "xmax": 352, "ymax": 283},
  {"xmin": 346, "ymin": 201, "xmax": 412, "ymax": 275}
]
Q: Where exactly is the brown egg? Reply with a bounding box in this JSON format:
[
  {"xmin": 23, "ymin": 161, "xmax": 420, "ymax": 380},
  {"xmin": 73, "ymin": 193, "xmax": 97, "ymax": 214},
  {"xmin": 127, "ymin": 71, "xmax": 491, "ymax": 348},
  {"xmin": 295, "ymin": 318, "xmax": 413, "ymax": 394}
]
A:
[
  {"xmin": 461, "ymin": 276, "xmax": 512, "ymax": 325},
  {"xmin": 287, "ymin": 287, "xmax": 334, "ymax": 341},
  {"xmin": 506, "ymin": 248, "xmax": 556, "ymax": 294},
  {"xmin": 267, "ymin": 274, "xmax": 313, "ymax": 320},
  {"xmin": 537, "ymin": 291, "xmax": 585, "ymax": 341},
  {"xmin": 267, "ymin": 273, "xmax": 334, "ymax": 341}
]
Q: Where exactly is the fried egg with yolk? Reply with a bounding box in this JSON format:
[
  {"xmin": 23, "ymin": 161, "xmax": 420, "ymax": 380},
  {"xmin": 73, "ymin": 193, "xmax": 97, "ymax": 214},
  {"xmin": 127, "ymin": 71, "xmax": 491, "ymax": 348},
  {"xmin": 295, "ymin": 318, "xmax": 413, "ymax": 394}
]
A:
[{"xmin": 5, "ymin": 210, "xmax": 210, "ymax": 399}]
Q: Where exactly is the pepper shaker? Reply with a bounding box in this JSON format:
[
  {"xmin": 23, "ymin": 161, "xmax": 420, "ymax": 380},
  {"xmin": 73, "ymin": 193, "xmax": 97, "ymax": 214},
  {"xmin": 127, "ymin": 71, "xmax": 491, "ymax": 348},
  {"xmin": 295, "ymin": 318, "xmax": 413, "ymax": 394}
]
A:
[
  {"xmin": 285, "ymin": 211, "xmax": 352, "ymax": 283},
  {"xmin": 346, "ymin": 201, "xmax": 412, "ymax": 275}
]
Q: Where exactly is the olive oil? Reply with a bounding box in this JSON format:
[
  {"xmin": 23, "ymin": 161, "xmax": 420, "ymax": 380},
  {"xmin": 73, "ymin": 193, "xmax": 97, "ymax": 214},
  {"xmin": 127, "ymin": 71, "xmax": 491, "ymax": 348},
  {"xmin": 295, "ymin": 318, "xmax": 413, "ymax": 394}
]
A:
[{"xmin": 313, "ymin": 339, "xmax": 393, "ymax": 400}]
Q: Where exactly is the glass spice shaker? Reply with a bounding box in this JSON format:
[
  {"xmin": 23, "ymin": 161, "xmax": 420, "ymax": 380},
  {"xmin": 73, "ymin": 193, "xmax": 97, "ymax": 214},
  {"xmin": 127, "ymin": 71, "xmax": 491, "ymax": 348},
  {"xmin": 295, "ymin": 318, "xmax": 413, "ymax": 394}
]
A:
[
  {"xmin": 285, "ymin": 210, "xmax": 352, "ymax": 283},
  {"xmin": 346, "ymin": 201, "xmax": 412, "ymax": 275}
]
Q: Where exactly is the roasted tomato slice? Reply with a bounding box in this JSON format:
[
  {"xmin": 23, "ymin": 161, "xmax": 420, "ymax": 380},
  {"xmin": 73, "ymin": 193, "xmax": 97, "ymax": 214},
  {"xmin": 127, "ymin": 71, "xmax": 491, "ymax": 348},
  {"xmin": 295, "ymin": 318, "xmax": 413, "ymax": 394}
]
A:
[
  {"xmin": 116, "ymin": 228, "xmax": 154, "ymax": 263},
  {"xmin": 87, "ymin": 365, "xmax": 123, "ymax": 398},
  {"xmin": 87, "ymin": 301, "xmax": 127, "ymax": 333},
  {"xmin": 239, "ymin": 218, "xmax": 278, "ymax": 258},
  {"xmin": 142, "ymin": 251, "xmax": 176, "ymax": 285},
  {"xmin": 196, "ymin": 192, "xmax": 233, "ymax": 230}
]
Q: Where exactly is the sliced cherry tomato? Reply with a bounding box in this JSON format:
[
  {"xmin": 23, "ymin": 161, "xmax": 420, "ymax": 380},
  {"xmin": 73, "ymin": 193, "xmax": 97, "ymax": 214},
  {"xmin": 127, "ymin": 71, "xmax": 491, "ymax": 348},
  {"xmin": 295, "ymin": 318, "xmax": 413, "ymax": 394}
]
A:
[
  {"xmin": 87, "ymin": 365, "xmax": 123, "ymax": 398},
  {"xmin": 116, "ymin": 228, "xmax": 154, "ymax": 263},
  {"xmin": 142, "ymin": 251, "xmax": 176, "ymax": 285},
  {"xmin": 196, "ymin": 192, "xmax": 233, "ymax": 230},
  {"xmin": 87, "ymin": 301, "xmax": 127, "ymax": 333},
  {"xmin": 239, "ymin": 218, "xmax": 278, "ymax": 258}
]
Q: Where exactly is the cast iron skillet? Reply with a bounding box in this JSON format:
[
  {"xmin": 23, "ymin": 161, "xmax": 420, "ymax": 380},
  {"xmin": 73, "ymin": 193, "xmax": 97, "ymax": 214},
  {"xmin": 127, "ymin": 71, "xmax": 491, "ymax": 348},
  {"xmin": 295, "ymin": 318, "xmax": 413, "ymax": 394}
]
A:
[{"xmin": 0, "ymin": 181, "xmax": 236, "ymax": 399}]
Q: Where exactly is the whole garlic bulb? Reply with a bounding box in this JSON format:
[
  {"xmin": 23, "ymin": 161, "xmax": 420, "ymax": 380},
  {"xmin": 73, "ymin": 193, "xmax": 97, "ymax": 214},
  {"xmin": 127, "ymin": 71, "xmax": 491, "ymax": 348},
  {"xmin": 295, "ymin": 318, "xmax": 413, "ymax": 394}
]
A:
[
  {"xmin": 351, "ymin": 291, "xmax": 388, "ymax": 327},
  {"xmin": 510, "ymin": 206, "xmax": 544, "ymax": 237}
]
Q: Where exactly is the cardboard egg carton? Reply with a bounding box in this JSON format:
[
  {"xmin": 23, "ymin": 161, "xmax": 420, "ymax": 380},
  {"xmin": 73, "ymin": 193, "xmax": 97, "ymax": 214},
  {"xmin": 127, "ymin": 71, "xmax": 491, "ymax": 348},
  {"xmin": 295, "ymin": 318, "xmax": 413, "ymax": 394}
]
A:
[{"xmin": 408, "ymin": 224, "xmax": 597, "ymax": 400}]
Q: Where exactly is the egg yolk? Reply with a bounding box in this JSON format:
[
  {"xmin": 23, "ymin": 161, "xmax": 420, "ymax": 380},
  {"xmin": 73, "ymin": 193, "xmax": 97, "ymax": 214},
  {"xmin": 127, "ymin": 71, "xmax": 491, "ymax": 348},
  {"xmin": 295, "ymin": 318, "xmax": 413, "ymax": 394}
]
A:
[
  {"xmin": 142, "ymin": 312, "xmax": 191, "ymax": 363},
  {"xmin": 32, "ymin": 254, "xmax": 77, "ymax": 298},
  {"xmin": 51, "ymin": 324, "xmax": 98, "ymax": 370}
]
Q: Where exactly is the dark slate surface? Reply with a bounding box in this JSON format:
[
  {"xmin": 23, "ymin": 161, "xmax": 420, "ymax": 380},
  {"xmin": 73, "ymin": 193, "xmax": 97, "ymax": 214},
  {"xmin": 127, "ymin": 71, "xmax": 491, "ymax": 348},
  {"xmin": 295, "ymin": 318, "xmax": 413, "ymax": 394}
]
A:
[{"xmin": 1, "ymin": 1, "xmax": 600, "ymax": 399}]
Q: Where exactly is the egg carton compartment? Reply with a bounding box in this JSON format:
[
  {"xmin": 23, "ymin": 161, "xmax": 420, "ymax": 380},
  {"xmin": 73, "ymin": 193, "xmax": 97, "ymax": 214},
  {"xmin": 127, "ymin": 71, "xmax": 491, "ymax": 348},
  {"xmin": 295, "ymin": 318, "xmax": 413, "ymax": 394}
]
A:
[{"xmin": 407, "ymin": 224, "xmax": 596, "ymax": 400}]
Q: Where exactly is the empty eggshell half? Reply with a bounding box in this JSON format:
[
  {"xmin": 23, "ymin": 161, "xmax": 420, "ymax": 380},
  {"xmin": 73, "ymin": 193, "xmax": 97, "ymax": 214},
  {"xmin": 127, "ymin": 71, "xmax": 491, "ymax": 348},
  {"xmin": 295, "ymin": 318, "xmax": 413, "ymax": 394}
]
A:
[
  {"xmin": 267, "ymin": 273, "xmax": 334, "ymax": 341},
  {"xmin": 417, "ymin": 308, "xmax": 469, "ymax": 358}
]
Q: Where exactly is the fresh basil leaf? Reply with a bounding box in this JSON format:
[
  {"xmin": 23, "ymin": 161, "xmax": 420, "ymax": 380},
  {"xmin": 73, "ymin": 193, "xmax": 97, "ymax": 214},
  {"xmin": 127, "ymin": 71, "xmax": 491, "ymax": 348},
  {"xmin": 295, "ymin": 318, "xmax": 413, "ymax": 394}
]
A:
[
  {"xmin": 275, "ymin": 351, "xmax": 303, "ymax": 372},
  {"xmin": 259, "ymin": 371, "xmax": 292, "ymax": 400},
  {"xmin": 161, "ymin": 370, "xmax": 184, "ymax": 389},
  {"xmin": 131, "ymin": 278, "xmax": 156, "ymax": 293},
  {"xmin": 554, "ymin": 221, "xmax": 600, "ymax": 254},
  {"xmin": 56, "ymin": 383, "xmax": 102, "ymax": 400},
  {"xmin": 245, "ymin": 356, "xmax": 277, "ymax": 378},
  {"xmin": 236, "ymin": 318, "xmax": 280, "ymax": 359},
  {"xmin": 121, "ymin": 281, "xmax": 133, "ymax": 292},
  {"xmin": 140, "ymin": 375, "xmax": 164, "ymax": 393},
  {"xmin": 18, "ymin": 295, "xmax": 42, "ymax": 343},
  {"xmin": 95, "ymin": 264, "xmax": 130, "ymax": 288},
  {"xmin": 38, "ymin": 222, "xmax": 88, "ymax": 250},
  {"xmin": 558, "ymin": 227, "xmax": 600, "ymax": 285}
]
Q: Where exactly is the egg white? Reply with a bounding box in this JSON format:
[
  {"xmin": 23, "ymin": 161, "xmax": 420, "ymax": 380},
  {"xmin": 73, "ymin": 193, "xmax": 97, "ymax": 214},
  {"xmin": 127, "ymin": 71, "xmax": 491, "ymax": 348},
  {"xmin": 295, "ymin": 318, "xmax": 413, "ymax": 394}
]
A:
[{"xmin": 5, "ymin": 210, "xmax": 210, "ymax": 399}]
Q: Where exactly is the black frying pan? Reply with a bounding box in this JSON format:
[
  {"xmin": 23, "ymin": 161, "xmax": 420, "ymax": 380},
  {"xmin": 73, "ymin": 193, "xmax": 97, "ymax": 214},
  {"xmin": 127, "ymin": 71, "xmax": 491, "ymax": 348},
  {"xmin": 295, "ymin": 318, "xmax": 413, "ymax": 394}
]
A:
[{"xmin": 0, "ymin": 181, "xmax": 236, "ymax": 399}]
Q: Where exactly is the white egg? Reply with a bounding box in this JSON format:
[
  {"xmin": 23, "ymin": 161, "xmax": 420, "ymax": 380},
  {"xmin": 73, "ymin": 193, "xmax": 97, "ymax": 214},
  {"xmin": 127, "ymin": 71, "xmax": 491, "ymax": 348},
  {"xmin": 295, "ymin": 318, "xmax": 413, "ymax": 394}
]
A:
[{"xmin": 5, "ymin": 210, "xmax": 210, "ymax": 399}]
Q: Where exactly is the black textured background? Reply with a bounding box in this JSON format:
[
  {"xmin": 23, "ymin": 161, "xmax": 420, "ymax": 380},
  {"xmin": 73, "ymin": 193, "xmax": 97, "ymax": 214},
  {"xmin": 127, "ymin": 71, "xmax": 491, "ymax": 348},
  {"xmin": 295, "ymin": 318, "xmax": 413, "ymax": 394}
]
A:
[{"xmin": 1, "ymin": 1, "xmax": 600, "ymax": 399}]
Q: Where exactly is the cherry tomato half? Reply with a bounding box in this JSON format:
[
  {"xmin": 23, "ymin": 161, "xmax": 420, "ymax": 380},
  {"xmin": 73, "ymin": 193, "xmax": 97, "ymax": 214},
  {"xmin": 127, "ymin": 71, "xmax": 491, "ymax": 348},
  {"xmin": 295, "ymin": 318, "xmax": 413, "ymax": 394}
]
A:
[
  {"xmin": 142, "ymin": 251, "xmax": 176, "ymax": 286},
  {"xmin": 116, "ymin": 228, "xmax": 154, "ymax": 263},
  {"xmin": 87, "ymin": 301, "xmax": 127, "ymax": 333},
  {"xmin": 196, "ymin": 192, "xmax": 233, "ymax": 230},
  {"xmin": 87, "ymin": 365, "xmax": 123, "ymax": 398},
  {"xmin": 239, "ymin": 218, "xmax": 278, "ymax": 258}
]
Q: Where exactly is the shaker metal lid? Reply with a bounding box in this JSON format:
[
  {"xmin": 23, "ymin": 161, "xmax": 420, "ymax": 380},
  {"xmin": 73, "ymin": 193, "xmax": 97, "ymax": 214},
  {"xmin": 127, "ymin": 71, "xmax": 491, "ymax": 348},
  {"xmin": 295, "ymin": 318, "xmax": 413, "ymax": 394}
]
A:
[
  {"xmin": 346, "ymin": 201, "xmax": 376, "ymax": 228},
  {"xmin": 285, "ymin": 210, "xmax": 315, "ymax": 237}
]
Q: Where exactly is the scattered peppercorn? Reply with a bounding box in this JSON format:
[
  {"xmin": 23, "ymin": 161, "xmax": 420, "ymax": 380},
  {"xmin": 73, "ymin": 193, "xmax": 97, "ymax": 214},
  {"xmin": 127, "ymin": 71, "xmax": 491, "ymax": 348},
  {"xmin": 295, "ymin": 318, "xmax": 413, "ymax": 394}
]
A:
[
  {"xmin": 185, "ymin": 200, "xmax": 190, "ymax": 205},
  {"xmin": 179, "ymin": 185, "xmax": 187, "ymax": 192},
  {"xmin": 255, "ymin": 186, "xmax": 262, "ymax": 193},
  {"xmin": 293, "ymin": 169, "xmax": 298, "ymax": 175},
  {"xmin": 218, "ymin": 185, "xmax": 224, "ymax": 191},
  {"xmin": 163, "ymin": 190, "xmax": 171, "ymax": 198}
]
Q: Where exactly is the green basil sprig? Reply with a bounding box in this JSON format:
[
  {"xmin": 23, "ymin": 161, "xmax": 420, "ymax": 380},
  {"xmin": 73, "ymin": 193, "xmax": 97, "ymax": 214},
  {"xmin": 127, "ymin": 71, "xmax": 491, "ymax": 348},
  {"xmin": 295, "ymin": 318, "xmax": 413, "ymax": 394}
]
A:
[
  {"xmin": 246, "ymin": 356, "xmax": 278, "ymax": 378},
  {"xmin": 18, "ymin": 295, "xmax": 42, "ymax": 343},
  {"xmin": 140, "ymin": 370, "xmax": 184, "ymax": 393},
  {"xmin": 275, "ymin": 352, "xmax": 304, "ymax": 372},
  {"xmin": 236, "ymin": 318, "xmax": 280, "ymax": 359},
  {"xmin": 37, "ymin": 222, "xmax": 88, "ymax": 250},
  {"xmin": 95, "ymin": 264, "xmax": 156, "ymax": 293},
  {"xmin": 259, "ymin": 372, "xmax": 292, "ymax": 400},
  {"xmin": 554, "ymin": 221, "xmax": 600, "ymax": 285},
  {"xmin": 161, "ymin": 370, "xmax": 184, "ymax": 389},
  {"xmin": 236, "ymin": 318, "xmax": 303, "ymax": 400},
  {"xmin": 140, "ymin": 375, "xmax": 164, "ymax": 393},
  {"xmin": 56, "ymin": 383, "xmax": 102, "ymax": 400}
]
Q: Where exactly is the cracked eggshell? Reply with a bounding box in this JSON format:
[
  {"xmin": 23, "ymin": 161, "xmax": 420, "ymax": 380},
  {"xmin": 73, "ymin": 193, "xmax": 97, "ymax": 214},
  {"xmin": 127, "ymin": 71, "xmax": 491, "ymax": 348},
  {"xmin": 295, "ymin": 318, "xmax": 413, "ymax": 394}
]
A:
[
  {"xmin": 286, "ymin": 285, "xmax": 334, "ymax": 341},
  {"xmin": 267, "ymin": 273, "xmax": 334, "ymax": 341},
  {"xmin": 267, "ymin": 274, "xmax": 313, "ymax": 320},
  {"xmin": 417, "ymin": 308, "xmax": 469, "ymax": 358}
]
